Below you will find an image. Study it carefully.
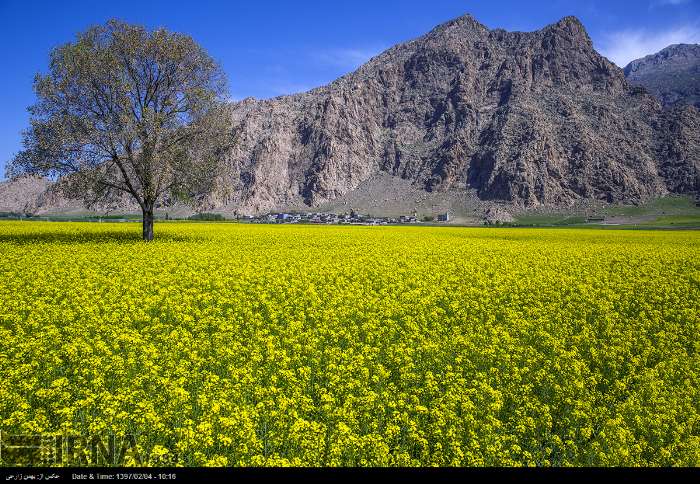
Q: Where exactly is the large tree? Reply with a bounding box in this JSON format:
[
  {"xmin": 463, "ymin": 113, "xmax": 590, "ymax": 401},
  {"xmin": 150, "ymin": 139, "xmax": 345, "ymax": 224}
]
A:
[{"xmin": 7, "ymin": 19, "xmax": 231, "ymax": 240}]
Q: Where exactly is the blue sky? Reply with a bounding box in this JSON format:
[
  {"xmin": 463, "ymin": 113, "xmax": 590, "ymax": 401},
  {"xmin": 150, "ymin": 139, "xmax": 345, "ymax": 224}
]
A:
[{"xmin": 1, "ymin": 0, "xmax": 698, "ymax": 178}]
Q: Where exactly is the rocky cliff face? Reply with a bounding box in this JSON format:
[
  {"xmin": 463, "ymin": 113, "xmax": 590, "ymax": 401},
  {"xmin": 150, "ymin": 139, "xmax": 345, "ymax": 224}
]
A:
[
  {"xmin": 215, "ymin": 15, "xmax": 699, "ymax": 214},
  {"xmin": 4, "ymin": 15, "xmax": 698, "ymax": 216},
  {"xmin": 625, "ymin": 44, "xmax": 700, "ymax": 109}
]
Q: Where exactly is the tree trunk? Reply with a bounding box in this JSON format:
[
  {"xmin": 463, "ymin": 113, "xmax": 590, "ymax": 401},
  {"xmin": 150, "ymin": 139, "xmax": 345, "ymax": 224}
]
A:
[{"xmin": 142, "ymin": 207, "xmax": 154, "ymax": 241}]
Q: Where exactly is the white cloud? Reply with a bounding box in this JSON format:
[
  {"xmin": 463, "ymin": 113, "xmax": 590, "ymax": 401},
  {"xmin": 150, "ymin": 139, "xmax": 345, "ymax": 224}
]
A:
[
  {"xmin": 312, "ymin": 47, "xmax": 385, "ymax": 70},
  {"xmin": 651, "ymin": 0, "xmax": 691, "ymax": 6},
  {"xmin": 597, "ymin": 24, "xmax": 700, "ymax": 66}
]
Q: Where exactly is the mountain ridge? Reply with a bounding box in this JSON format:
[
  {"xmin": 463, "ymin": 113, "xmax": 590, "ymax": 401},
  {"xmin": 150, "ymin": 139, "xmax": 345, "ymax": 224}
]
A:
[
  {"xmin": 2, "ymin": 14, "xmax": 699, "ymax": 216},
  {"xmin": 624, "ymin": 43, "xmax": 700, "ymax": 109},
  {"xmin": 212, "ymin": 14, "xmax": 697, "ymax": 215}
]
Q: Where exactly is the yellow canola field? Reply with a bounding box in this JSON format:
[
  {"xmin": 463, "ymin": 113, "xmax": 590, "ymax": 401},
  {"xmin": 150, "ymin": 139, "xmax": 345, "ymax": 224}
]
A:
[{"xmin": 0, "ymin": 221, "xmax": 698, "ymax": 466}]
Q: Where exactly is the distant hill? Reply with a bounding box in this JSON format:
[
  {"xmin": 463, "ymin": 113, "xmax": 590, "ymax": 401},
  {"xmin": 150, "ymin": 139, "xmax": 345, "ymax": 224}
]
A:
[
  {"xmin": 0, "ymin": 176, "xmax": 56, "ymax": 214},
  {"xmin": 624, "ymin": 44, "xmax": 700, "ymax": 109}
]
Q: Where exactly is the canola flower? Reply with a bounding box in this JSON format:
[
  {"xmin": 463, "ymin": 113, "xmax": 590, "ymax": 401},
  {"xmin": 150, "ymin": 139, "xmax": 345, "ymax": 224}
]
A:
[{"xmin": 0, "ymin": 221, "xmax": 698, "ymax": 466}]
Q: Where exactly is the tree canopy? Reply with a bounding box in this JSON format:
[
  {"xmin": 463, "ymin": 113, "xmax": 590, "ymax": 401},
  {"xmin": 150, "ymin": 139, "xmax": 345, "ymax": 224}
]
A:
[{"xmin": 7, "ymin": 19, "xmax": 232, "ymax": 240}]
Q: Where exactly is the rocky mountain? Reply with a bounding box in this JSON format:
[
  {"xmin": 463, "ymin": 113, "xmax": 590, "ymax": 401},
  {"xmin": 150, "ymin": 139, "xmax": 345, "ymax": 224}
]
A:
[
  {"xmin": 213, "ymin": 15, "xmax": 699, "ymax": 215},
  {"xmin": 3, "ymin": 15, "xmax": 699, "ymax": 217},
  {"xmin": 0, "ymin": 176, "xmax": 54, "ymax": 214},
  {"xmin": 624, "ymin": 44, "xmax": 700, "ymax": 109},
  {"xmin": 0, "ymin": 175, "xmax": 136, "ymax": 215}
]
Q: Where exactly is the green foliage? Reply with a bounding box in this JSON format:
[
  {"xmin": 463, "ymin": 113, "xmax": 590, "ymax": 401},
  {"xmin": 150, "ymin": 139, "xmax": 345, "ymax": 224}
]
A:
[
  {"xmin": 552, "ymin": 216, "xmax": 587, "ymax": 226},
  {"xmin": 514, "ymin": 214, "xmax": 587, "ymax": 226},
  {"xmin": 0, "ymin": 212, "xmax": 28, "ymax": 219},
  {"xmin": 606, "ymin": 196, "xmax": 699, "ymax": 217},
  {"xmin": 642, "ymin": 215, "xmax": 700, "ymax": 227},
  {"xmin": 188, "ymin": 212, "xmax": 226, "ymax": 221},
  {"xmin": 7, "ymin": 19, "xmax": 231, "ymax": 240}
]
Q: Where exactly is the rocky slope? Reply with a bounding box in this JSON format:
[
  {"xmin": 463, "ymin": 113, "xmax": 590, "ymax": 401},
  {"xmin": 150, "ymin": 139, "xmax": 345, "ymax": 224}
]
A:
[
  {"xmin": 0, "ymin": 175, "xmax": 138, "ymax": 215},
  {"xmin": 4, "ymin": 15, "xmax": 699, "ymax": 217},
  {"xmin": 624, "ymin": 44, "xmax": 700, "ymax": 109},
  {"xmin": 213, "ymin": 15, "xmax": 699, "ymax": 215},
  {"xmin": 0, "ymin": 176, "xmax": 54, "ymax": 214}
]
